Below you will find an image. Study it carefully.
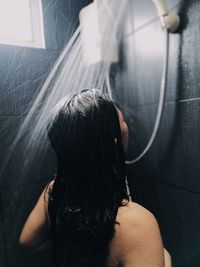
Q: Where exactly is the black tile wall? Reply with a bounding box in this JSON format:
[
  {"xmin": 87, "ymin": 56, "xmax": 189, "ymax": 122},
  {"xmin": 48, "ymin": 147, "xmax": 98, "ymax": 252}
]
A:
[
  {"xmin": 177, "ymin": 0, "xmax": 200, "ymax": 101},
  {"xmin": 1, "ymin": 182, "xmax": 53, "ymax": 267},
  {"xmin": 53, "ymin": 0, "xmax": 92, "ymax": 50},
  {"xmin": 123, "ymin": 100, "xmax": 200, "ymax": 193},
  {"xmin": 0, "ymin": 0, "xmax": 91, "ymax": 266},
  {"xmin": 0, "ymin": 49, "xmax": 59, "ymax": 115},
  {"xmin": 128, "ymin": 177, "xmax": 200, "ymax": 267},
  {"xmin": 18, "ymin": 249, "xmax": 53, "ymax": 267},
  {"xmin": 118, "ymin": 0, "xmax": 200, "ymax": 266},
  {"xmin": 122, "ymin": 0, "xmax": 200, "ymax": 105},
  {"xmin": 0, "ymin": 116, "xmax": 24, "ymax": 187},
  {"xmin": 117, "ymin": 22, "xmax": 182, "ymax": 107},
  {"xmin": 117, "ymin": 19, "xmax": 165, "ymax": 107}
]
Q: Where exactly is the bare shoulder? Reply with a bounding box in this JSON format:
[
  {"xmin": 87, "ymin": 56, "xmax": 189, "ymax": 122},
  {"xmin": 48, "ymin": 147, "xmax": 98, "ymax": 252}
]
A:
[
  {"xmin": 110, "ymin": 201, "xmax": 165, "ymax": 266},
  {"xmin": 118, "ymin": 201, "xmax": 158, "ymax": 225},
  {"xmin": 116, "ymin": 201, "xmax": 160, "ymax": 241}
]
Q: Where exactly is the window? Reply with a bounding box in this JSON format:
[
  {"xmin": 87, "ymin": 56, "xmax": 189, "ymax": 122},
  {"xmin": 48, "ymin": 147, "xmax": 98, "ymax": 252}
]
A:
[{"xmin": 0, "ymin": 0, "xmax": 45, "ymax": 48}]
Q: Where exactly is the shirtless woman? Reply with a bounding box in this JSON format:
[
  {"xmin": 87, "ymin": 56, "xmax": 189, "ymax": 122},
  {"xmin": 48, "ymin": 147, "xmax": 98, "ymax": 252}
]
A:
[{"xmin": 20, "ymin": 89, "xmax": 172, "ymax": 267}]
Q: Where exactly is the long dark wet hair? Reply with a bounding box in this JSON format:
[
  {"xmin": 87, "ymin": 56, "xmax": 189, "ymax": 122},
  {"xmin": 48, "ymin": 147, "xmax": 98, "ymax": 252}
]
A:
[{"xmin": 47, "ymin": 89, "xmax": 129, "ymax": 267}]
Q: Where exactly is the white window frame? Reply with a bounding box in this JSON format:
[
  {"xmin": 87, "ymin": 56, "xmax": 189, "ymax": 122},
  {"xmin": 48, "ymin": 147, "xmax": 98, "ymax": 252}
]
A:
[{"xmin": 0, "ymin": 0, "xmax": 45, "ymax": 49}]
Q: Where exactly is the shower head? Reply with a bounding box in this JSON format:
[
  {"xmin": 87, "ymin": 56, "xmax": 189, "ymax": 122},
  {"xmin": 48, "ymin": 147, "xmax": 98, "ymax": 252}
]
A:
[
  {"xmin": 152, "ymin": 0, "xmax": 180, "ymax": 32},
  {"xmin": 79, "ymin": 2, "xmax": 118, "ymax": 65}
]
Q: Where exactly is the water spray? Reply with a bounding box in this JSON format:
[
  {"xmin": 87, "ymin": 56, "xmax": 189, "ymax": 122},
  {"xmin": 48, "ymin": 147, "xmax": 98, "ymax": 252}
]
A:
[{"xmin": 79, "ymin": 0, "xmax": 180, "ymax": 164}]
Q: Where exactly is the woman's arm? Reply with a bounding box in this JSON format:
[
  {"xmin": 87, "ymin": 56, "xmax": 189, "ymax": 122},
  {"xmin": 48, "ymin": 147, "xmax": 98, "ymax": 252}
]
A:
[{"xmin": 19, "ymin": 181, "xmax": 53, "ymax": 250}]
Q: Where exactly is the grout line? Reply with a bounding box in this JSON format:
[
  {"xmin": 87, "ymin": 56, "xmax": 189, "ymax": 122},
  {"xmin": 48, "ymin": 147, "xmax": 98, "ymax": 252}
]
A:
[
  {"xmin": 121, "ymin": 97, "xmax": 200, "ymax": 109},
  {"xmin": 142, "ymin": 177, "xmax": 200, "ymax": 195},
  {"xmin": 0, "ymin": 100, "xmax": 200, "ymax": 117},
  {"xmin": 0, "ymin": 179, "xmax": 51, "ymax": 189},
  {"xmin": 1, "ymin": 96, "xmax": 199, "ymax": 117},
  {"xmin": 179, "ymin": 97, "xmax": 200, "ymax": 103},
  {"xmin": 0, "ymin": 114, "xmax": 27, "ymax": 118}
]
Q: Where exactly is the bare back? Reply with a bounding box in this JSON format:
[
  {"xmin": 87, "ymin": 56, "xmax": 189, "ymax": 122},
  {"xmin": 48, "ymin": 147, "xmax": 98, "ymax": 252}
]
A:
[
  {"xmin": 20, "ymin": 184, "xmax": 170, "ymax": 267},
  {"xmin": 106, "ymin": 201, "xmax": 166, "ymax": 267}
]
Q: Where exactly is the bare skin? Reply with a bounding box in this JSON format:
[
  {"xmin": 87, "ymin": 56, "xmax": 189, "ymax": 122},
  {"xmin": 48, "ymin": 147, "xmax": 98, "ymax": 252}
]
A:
[
  {"xmin": 19, "ymin": 186, "xmax": 171, "ymax": 266},
  {"xmin": 107, "ymin": 201, "xmax": 172, "ymax": 267},
  {"xmin": 20, "ymin": 110, "xmax": 172, "ymax": 266}
]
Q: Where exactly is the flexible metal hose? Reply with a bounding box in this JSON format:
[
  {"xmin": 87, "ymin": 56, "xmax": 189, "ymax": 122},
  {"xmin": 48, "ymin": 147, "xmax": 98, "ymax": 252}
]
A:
[{"xmin": 126, "ymin": 28, "xmax": 169, "ymax": 164}]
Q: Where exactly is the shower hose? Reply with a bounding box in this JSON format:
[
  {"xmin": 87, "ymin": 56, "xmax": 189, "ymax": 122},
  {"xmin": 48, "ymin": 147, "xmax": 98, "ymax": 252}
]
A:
[
  {"xmin": 126, "ymin": 28, "xmax": 169, "ymax": 164},
  {"xmin": 106, "ymin": 28, "xmax": 169, "ymax": 165}
]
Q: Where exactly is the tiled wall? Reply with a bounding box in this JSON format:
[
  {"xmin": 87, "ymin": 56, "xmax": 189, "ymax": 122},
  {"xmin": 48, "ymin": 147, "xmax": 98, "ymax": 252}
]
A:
[
  {"xmin": 0, "ymin": 1, "xmax": 91, "ymax": 266},
  {"xmin": 114, "ymin": 1, "xmax": 200, "ymax": 266}
]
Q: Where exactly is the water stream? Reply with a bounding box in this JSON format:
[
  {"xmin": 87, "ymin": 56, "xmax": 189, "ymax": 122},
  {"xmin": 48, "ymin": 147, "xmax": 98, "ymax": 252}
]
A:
[{"xmin": 1, "ymin": 0, "xmax": 130, "ymax": 263}]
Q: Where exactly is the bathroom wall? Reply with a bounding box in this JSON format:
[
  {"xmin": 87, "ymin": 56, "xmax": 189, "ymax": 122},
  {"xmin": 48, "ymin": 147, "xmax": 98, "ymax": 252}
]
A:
[
  {"xmin": 114, "ymin": 1, "xmax": 200, "ymax": 266},
  {"xmin": 0, "ymin": 0, "xmax": 91, "ymax": 266}
]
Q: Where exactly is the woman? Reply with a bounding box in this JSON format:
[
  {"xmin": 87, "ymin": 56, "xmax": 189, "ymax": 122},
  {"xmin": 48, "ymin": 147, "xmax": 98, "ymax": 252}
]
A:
[{"xmin": 20, "ymin": 89, "xmax": 171, "ymax": 267}]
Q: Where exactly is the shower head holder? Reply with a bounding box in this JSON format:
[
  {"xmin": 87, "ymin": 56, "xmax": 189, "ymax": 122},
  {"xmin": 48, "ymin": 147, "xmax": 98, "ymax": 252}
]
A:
[{"xmin": 152, "ymin": 0, "xmax": 180, "ymax": 32}]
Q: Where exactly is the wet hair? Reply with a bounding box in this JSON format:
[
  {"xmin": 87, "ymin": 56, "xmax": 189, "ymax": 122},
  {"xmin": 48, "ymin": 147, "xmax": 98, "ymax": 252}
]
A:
[{"xmin": 47, "ymin": 89, "xmax": 129, "ymax": 267}]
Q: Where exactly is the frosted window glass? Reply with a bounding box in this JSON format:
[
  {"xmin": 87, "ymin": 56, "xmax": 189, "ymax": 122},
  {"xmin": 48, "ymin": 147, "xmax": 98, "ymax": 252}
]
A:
[
  {"xmin": 0, "ymin": 0, "xmax": 45, "ymax": 48},
  {"xmin": 0, "ymin": 0, "xmax": 32, "ymax": 41}
]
